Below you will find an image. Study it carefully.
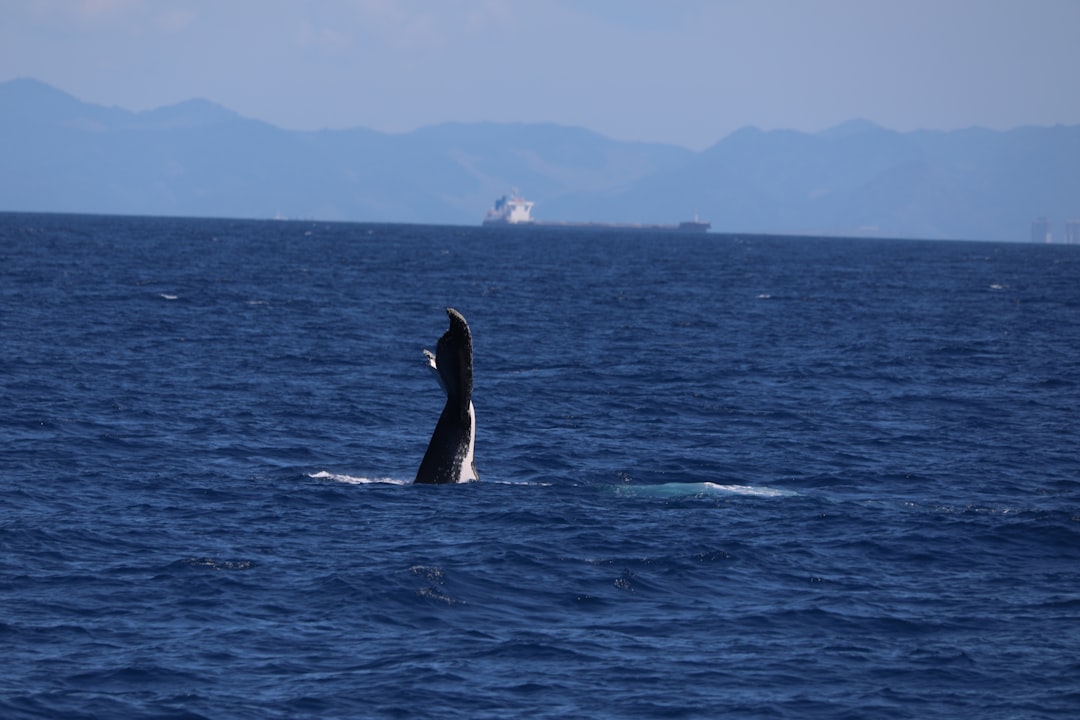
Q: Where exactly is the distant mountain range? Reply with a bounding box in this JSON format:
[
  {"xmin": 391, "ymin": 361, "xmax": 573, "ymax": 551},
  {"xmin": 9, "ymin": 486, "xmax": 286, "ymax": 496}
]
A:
[{"xmin": 2, "ymin": 77, "xmax": 1077, "ymax": 241}]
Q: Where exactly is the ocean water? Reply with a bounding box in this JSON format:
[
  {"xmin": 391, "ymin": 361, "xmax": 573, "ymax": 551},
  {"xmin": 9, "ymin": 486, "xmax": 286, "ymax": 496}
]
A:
[{"xmin": 2, "ymin": 212, "xmax": 1079, "ymax": 719}]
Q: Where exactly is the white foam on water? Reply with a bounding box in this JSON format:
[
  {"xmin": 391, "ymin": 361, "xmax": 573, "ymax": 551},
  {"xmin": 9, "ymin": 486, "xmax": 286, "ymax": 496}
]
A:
[
  {"xmin": 619, "ymin": 482, "xmax": 798, "ymax": 498},
  {"xmin": 699, "ymin": 482, "xmax": 798, "ymax": 497},
  {"xmin": 309, "ymin": 471, "xmax": 409, "ymax": 485}
]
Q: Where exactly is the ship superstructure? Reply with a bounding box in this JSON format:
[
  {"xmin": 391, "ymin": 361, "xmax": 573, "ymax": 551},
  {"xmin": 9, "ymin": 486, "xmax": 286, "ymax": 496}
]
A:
[{"xmin": 482, "ymin": 192, "xmax": 535, "ymax": 225}]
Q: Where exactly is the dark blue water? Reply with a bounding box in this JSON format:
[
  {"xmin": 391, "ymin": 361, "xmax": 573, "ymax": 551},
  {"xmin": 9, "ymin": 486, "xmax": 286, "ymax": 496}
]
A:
[{"xmin": 3, "ymin": 213, "xmax": 1079, "ymax": 719}]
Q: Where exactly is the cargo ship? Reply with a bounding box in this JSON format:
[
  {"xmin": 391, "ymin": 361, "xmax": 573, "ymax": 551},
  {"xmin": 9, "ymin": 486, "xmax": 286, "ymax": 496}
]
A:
[
  {"xmin": 482, "ymin": 192, "xmax": 535, "ymax": 225},
  {"xmin": 482, "ymin": 192, "xmax": 710, "ymax": 232}
]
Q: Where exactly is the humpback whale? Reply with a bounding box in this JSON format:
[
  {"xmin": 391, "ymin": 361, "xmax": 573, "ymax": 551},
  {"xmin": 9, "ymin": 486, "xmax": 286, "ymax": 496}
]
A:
[{"xmin": 414, "ymin": 308, "xmax": 479, "ymax": 484}]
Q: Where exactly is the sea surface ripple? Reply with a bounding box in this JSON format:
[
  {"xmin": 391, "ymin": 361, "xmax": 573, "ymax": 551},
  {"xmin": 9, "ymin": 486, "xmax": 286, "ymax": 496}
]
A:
[{"xmin": 2, "ymin": 213, "xmax": 1079, "ymax": 719}]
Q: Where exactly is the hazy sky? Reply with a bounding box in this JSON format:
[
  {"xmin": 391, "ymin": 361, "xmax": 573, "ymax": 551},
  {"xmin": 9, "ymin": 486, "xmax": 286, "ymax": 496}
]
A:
[{"xmin": 3, "ymin": 0, "xmax": 1078, "ymax": 149}]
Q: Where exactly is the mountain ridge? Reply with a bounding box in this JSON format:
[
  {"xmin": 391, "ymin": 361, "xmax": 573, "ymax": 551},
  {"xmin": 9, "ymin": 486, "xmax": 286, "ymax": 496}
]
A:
[{"xmin": 2, "ymin": 78, "xmax": 1076, "ymax": 241}]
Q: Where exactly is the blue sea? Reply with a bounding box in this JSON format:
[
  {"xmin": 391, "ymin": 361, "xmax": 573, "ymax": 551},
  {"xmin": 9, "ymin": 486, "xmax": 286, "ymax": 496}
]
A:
[{"xmin": 3, "ymin": 212, "xmax": 1079, "ymax": 719}]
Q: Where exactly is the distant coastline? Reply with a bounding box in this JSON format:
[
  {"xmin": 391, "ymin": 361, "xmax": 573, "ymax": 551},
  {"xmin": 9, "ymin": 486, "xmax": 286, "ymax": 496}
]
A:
[{"xmin": 2, "ymin": 78, "xmax": 1077, "ymax": 243}]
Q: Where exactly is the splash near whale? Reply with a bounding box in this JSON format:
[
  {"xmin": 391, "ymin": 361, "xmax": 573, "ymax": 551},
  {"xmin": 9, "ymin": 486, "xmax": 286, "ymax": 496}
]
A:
[{"xmin": 414, "ymin": 308, "xmax": 478, "ymax": 484}]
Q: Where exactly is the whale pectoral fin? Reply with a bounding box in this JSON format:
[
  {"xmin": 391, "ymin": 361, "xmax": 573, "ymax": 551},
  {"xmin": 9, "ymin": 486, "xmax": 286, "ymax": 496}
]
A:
[
  {"xmin": 414, "ymin": 308, "xmax": 478, "ymax": 485},
  {"xmin": 423, "ymin": 349, "xmax": 446, "ymax": 393}
]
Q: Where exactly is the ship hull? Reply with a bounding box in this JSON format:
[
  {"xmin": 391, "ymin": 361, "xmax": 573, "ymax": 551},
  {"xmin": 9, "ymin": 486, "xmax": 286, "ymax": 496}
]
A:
[
  {"xmin": 484, "ymin": 219, "xmax": 710, "ymax": 233},
  {"xmin": 481, "ymin": 218, "xmax": 535, "ymax": 227}
]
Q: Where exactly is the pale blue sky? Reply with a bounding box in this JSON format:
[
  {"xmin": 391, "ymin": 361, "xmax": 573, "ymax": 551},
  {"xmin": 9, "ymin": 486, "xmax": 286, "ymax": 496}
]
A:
[{"xmin": 3, "ymin": 0, "xmax": 1078, "ymax": 149}]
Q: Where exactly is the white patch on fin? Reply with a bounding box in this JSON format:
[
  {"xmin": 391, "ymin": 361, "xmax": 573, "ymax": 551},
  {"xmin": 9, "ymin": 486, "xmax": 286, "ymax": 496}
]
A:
[{"xmin": 457, "ymin": 400, "xmax": 479, "ymax": 482}]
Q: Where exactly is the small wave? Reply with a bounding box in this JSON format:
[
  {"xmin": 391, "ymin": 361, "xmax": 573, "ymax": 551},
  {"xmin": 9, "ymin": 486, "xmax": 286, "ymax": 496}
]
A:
[
  {"xmin": 618, "ymin": 482, "xmax": 798, "ymax": 498},
  {"xmin": 309, "ymin": 472, "xmax": 549, "ymax": 487},
  {"xmin": 701, "ymin": 482, "xmax": 798, "ymax": 497},
  {"xmin": 159, "ymin": 293, "xmax": 179, "ymax": 301},
  {"xmin": 309, "ymin": 471, "xmax": 409, "ymax": 485},
  {"xmin": 182, "ymin": 557, "xmax": 256, "ymax": 571},
  {"xmin": 489, "ymin": 479, "xmax": 553, "ymax": 486}
]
